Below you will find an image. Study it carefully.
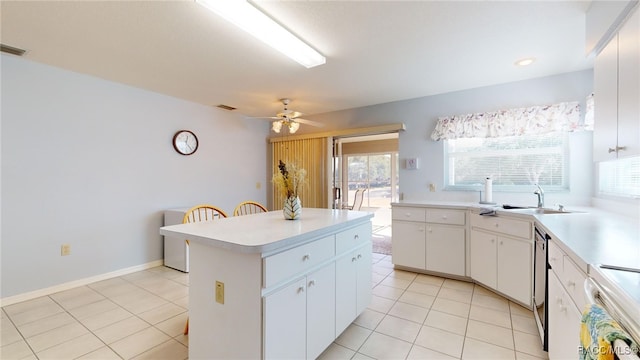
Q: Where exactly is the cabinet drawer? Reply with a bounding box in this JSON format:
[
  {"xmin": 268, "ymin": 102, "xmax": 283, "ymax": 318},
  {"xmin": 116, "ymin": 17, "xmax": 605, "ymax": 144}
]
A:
[
  {"xmin": 426, "ymin": 209, "xmax": 465, "ymax": 225},
  {"xmin": 336, "ymin": 223, "xmax": 372, "ymax": 254},
  {"xmin": 471, "ymin": 214, "xmax": 532, "ymax": 239},
  {"xmin": 264, "ymin": 236, "xmax": 335, "ymax": 288},
  {"xmin": 563, "ymin": 256, "xmax": 587, "ymax": 309},
  {"xmin": 548, "ymin": 240, "xmax": 563, "ymax": 275},
  {"xmin": 392, "ymin": 207, "xmax": 426, "ymax": 222}
]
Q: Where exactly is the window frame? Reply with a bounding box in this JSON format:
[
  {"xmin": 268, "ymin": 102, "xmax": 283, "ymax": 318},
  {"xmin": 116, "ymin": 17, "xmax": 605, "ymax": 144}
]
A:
[{"xmin": 443, "ymin": 133, "xmax": 571, "ymax": 193}]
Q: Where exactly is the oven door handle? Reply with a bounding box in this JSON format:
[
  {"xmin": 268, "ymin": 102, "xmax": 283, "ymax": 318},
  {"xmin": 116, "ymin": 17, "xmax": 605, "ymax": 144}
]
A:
[
  {"xmin": 583, "ymin": 278, "xmax": 640, "ymax": 360},
  {"xmin": 584, "ymin": 278, "xmax": 598, "ymax": 305}
]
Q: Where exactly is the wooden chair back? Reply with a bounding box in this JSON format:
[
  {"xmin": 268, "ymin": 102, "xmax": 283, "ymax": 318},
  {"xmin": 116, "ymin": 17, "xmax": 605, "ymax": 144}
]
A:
[
  {"xmin": 233, "ymin": 201, "xmax": 268, "ymax": 216},
  {"xmin": 182, "ymin": 204, "xmax": 228, "ymax": 224}
]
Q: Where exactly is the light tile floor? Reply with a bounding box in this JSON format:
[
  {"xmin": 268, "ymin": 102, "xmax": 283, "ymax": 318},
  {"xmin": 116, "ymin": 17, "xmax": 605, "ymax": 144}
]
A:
[{"xmin": 1, "ymin": 253, "xmax": 548, "ymax": 360}]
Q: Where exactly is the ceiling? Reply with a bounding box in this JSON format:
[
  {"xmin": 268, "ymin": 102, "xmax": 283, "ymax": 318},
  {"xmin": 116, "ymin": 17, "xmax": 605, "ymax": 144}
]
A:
[{"xmin": 1, "ymin": 0, "xmax": 594, "ymax": 119}]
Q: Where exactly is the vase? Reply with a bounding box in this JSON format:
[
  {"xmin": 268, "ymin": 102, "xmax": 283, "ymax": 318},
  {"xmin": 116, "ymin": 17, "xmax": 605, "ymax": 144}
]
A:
[{"xmin": 283, "ymin": 196, "xmax": 302, "ymax": 220}]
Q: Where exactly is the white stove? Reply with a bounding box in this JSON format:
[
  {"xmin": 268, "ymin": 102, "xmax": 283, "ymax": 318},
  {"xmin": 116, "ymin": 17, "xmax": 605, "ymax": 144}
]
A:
[{"xmin": 585, "ymin": 264, "xmax": 640, "ymax": 359}]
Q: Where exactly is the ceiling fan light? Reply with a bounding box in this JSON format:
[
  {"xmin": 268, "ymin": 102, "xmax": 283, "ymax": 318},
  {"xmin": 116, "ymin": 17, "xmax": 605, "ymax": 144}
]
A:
[
  {"xmin": 196, "ymin": 0, "xmax": 326, "ymax": 68},
  {"xmin": 272, "ymin": 121, "xmax": 283, "ymax": 133},
  {"xmin": 289, "ymin": 121, "xmax": 300, "ymax": 133}
]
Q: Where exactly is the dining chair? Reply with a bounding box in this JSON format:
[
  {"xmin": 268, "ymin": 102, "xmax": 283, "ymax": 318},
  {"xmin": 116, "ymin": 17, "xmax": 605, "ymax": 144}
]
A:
[
  {"xmin": 181, "ymin": 204, "xmax": 228, "ymax": 335},
  {"xmin": 342, "ymin": 189, "xmax": 362, "ymax": 210},
  {"xmin": 233, "ymin": 201, "xmax": 268, "ymax": 216},
  {"xmin": 352, "ymin": 188, "xmax": 367, "ymax": 211}
]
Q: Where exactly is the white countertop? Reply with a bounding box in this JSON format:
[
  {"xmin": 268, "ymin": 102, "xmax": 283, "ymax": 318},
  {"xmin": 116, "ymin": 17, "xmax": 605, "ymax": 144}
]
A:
[
  {"xmin": 159, "ymin": 208, "xmax": 374, "ymax": 254},
  {"xmin": 392, "ymin": 200, "xmax": 640, "ymax": 272}
]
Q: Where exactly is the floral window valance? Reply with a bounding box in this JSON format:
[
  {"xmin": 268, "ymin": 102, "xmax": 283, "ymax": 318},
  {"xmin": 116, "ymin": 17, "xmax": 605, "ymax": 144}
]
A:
[{"xmin": 430, "ymin": 101, "xmax": 586, "ymax": 141}]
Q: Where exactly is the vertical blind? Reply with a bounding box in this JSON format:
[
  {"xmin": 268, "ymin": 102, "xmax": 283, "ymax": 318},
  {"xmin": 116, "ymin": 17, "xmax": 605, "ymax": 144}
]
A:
[{"xmin": 271, "ymin": 138, "xmax": 329, "ymax": 210}]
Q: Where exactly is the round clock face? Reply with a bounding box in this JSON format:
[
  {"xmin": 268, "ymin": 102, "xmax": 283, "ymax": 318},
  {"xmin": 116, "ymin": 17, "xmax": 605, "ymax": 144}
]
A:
[{"xmin": 173, "ymin": 130, "xmax": 198, "ymax": 155}]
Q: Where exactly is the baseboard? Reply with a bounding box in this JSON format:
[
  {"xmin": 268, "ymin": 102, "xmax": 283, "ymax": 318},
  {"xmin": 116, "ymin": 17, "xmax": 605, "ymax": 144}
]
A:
[{"xmin": 0, "ymin": 260, "xmax": 164, "ymax": 307}]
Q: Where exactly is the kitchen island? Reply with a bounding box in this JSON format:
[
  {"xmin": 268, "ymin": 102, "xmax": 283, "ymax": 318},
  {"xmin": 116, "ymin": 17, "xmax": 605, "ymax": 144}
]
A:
[{"xmin": 159, "ymin": 208, "xmax": 374, "ymax": 359}]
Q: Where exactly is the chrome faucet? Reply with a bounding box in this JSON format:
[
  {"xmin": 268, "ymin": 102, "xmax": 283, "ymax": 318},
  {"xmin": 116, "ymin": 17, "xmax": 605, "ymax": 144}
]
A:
[{"xmin": 534, "ymin": 184, "xmax": 545, "ymax": 208}]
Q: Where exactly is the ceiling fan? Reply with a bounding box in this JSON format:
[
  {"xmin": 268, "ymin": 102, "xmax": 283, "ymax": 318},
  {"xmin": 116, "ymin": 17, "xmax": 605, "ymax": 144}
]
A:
[{"xmin": 255, "ymin": 99, "xmax": 324, "ymax": 134}]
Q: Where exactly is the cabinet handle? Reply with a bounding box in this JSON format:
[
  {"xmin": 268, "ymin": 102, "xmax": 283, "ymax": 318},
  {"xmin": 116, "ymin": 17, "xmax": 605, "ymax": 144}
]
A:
[
  {"xmin": 354, "ymin": 234, "xmax": 359, "ymax": 240},
  {"xmin": 495, "ymin": 223, "xmax": 499, "ymax": 227},
  {"xmin": 352, "ymin": 257, "xmax": 357, "ymax": 262},
  {"xmin": 298, "ymin": 286, "xmax": 305, "ymax": 293},
  {"xmin": 491, "ymin": 238, "xmax": 495, "ymax": 243},
  {"xmin": 302, "ymin": 254, "xmax": 310, "ymax": 261},
  {"xmin": 308, "ymin": 280, "xmax": 315, "ymax": 287},
  {"xmin": 442, "ymin": 215, "xmax": 448, "ymax": 219},
  {"xmin": 567, "ymin": 280, "xmax": 575, "ymax": 288},
  {"xmin": 499, "ymin": 240, "xmax": 504, "ymax": 245},
  {"xmin": 428, "ymin": 227, "xmax": 432, "ymax": 233},
  {"xmin": 609, "ymin": 146, "xmax": 627, "ymax": 153},
  {"xmin": 357, "ymin": 254, "xmax": 362, "ymax": 259},
  {"xmin": 405, "ymin": 213, "xmax": 411, "ymax": 217},
  {"xmin": 418, "ymin": 227, "xmax": 425, "ymax": 232}
]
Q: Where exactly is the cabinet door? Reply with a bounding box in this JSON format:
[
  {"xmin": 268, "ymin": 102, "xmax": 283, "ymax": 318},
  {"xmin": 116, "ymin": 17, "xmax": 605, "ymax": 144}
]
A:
[
  {"xmin": 335, "ymin": 252, "xmax": 357, "ymax": 335},
  {"xmin": 307, "ymin": 264, "xmax": 336, "ymax": 360},
  {"xmin": 264, "ymin": 278, "xmax": 307, "ymax": 359},
  {"xmin": 391, "ymin": 221, "xmax": 426, "ymax": 269},
  {"xmin": 497, "ymin": 237, "xmax": 532, "ymax": 307},
  {"xmin": 594, "ymin": 32, "xmax": 619, "ymax": 161},
  {"xmin": 355, "ymin": 243, "xmax": 372, "ymax": 315},
  {"xmin": 426, "ymin": 225, "xmax": 465, "ymax": 276},
  {"xmin": 617, "ymin": 8, "xmax": 640, "ymax": 158},
  {"xmin": 470, "ymin": 230, "xmax": 497, "ymax": 288},
  {"xmin": 548, "ymin": 271, "xmax": 583, "ymax": 360}
]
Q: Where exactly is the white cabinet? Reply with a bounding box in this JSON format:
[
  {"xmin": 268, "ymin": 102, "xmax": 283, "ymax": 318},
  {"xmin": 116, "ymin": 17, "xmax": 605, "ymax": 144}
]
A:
[
  {"xmin": 264, "ymin": 263, "xmax": 336, "ymax": 360},
  {"xmin": 470, "ymin": 213, "xmax": 533, "ymax": 307},
  {"xmin": 547, "ymin": 239, "xmax": 587, "ymax": 360},
  {"xmin": 263, "ymin": 222, "xmax": 371, "ymax": 359},
  {"xmin": 426, "ymin": 225, "xmax": 465, "ymax": 276},
  {"xmin": 594, "ymin": 8, "xmax": 639, "ymax": 161},
  {"xmin": 335, "ymin": 242, "xmax": 372, "ymax": 335},
  {"xmin": 392, "ymin": 206, "xmax": 466, "ymax": 276},
  {"xmin": 497, "ymin": 236, "xmax": 533, "ymax": 306},
  {"xmin": 470, "ymin": 230, "xmax": 498, "ymax": 288},
  {"xmin": 548, "ymin": 270, "xmax": 582, "ymax": 360},
  {"xmin": 391, "ymin": 221, "xmax": 426, "ymax": 269}
]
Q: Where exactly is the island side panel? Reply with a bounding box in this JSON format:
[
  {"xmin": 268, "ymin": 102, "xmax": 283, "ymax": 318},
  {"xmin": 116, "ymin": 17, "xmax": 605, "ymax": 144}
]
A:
[{"xmin": 189, "ymin": 242, "xmax": 263, "ymax": 359}]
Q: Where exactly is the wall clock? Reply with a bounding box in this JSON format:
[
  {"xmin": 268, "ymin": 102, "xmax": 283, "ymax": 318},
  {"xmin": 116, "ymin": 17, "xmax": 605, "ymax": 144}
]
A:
[{"xmin": 172, "ymin": 130, "xmax": 199, "ymax": 155}]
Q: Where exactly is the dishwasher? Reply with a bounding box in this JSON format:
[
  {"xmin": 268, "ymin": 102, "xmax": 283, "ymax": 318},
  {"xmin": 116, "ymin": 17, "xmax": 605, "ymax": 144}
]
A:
[{"xmin": 533, "ymin": 223, "xmax": 550, "ymax": 351}]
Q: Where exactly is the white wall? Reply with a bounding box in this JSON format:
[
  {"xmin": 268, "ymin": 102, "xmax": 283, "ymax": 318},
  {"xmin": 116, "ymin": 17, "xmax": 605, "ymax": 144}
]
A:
[
  {"xmin": 1, "ymin": 55, "xmax": 269, "ymax": 298},
  {"xmin": 306, "ymin": 70, "xmax": 594, "ymax": 207}
]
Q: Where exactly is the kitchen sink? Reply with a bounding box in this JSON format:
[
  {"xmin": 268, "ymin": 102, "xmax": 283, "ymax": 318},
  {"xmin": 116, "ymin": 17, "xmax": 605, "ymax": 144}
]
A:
[{"xmin": 501, "ymin": 205, "xmax": 575, "ymax": 214}]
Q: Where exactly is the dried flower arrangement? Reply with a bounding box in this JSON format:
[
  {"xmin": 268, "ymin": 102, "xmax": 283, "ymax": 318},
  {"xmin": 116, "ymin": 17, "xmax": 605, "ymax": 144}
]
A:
[{"xmin": 272, "ymin": 160, "xmax": 306, "ymax": 198}]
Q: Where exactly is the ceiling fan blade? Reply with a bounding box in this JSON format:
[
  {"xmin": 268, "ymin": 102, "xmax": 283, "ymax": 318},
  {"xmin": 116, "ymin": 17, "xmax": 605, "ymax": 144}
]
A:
[
  {"xmin": 294, "ymin": 118, "xmax": 325, "ymax": 127},
  {"xmin": 248, "ymin": 116, "xmax": 281, "ymax": 120}
]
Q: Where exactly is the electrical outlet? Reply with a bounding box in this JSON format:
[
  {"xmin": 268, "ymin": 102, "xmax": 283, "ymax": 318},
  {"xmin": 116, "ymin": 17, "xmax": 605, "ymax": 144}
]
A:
[
  {"xmin": 61, "ymin": 244, "xmax": 71, "ymax": 256},
  {"xmin": 429, "ymin": 183, "xmax": 436, "ymax": 192},
  {"xmin": 256, "ymin": 182, "xmax": 261, "ymax": 189},
  {"xmin": 215, "ymin": 281, "xmax": 224, "ymax": 304}
]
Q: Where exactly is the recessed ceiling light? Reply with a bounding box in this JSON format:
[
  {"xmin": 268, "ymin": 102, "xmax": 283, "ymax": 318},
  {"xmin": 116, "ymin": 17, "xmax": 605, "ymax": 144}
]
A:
[{"xmin": 515, "ymin": 57, "xmax": 536, "ymax": 67}]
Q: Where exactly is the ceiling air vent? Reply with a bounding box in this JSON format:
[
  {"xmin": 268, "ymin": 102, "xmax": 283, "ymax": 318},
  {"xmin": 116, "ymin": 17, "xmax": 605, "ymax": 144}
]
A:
[
  {"xmin": 216, "ymin": 104, "xmax": 237, "ymax": 111},
  {"xmin": 1, "ymin": 44, "xmax": 27, "ymax": 56}
]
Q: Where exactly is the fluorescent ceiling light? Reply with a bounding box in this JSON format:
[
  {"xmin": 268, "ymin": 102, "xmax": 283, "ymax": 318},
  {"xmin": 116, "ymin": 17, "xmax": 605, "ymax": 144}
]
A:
[{"xmin": 196, "ymin": 0, "xmax": 326, "ymax": 68}]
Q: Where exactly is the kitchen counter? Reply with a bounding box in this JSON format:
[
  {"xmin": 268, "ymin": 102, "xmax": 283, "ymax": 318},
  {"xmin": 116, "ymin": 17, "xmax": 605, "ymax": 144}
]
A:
[
  {"xmin": 160, "ymin": 207, "xmax": 373, "ymax": 254},
  {"xmin": 392, "ymin": 201, "xmax": 640, "ymax": 272},
  {"xmin": 533, "ymin": 209, "xmax": 640, "ymax": 272}
]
